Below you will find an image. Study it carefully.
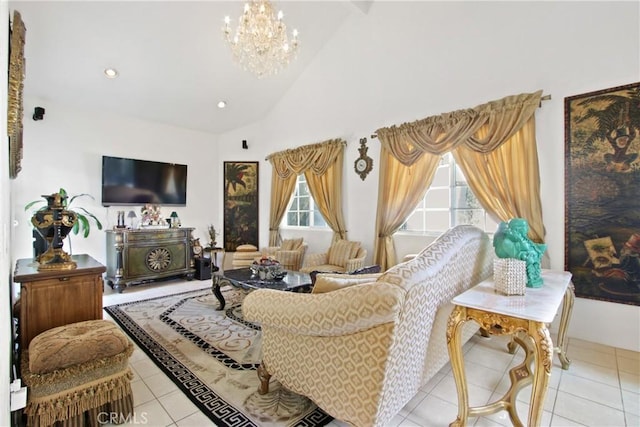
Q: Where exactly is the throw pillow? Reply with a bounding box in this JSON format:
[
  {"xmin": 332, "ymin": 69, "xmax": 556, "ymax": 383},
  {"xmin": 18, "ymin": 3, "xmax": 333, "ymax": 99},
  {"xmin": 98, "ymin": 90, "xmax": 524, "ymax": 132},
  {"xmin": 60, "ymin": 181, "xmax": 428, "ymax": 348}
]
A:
[
  {"xmin": 236, "ymin": 244, "xmax": 258, "ymax": 252},
  {"xmin": 281, "ymin": 238, "xmax": 303, "ymax": 251},
  {"xmin": 327, "ymin": 240, "xmax": 360, "ymax": 268},
  {"xmin": 311, "ymin": 273, "xmax": 381, "ymax": 294}
]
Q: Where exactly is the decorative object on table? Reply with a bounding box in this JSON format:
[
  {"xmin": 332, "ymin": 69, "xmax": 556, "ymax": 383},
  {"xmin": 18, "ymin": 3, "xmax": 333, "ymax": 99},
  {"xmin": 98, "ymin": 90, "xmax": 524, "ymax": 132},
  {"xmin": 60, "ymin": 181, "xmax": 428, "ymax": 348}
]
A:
[
  {"xmin": 222, "ymin": 0, "xmax": 299, "ymax": 78},
  {"xmin": 169, "ymin": 211, "xmax": 180, "ymax": 228},
  {"xmin": 25, "ymin": 188, "xmax": 103, "ymax": 239},
  {"xmin": 127, "ymin": 210, "xmax": 137, "ymax": 228},
  {"xmin": 140, "ymin": 204, "xmax": 163, "ymax": 226},
  {"xmin": 8, "ymin": 10, "xmax": 26, "ymax": 179},
  {"xmin": 191, "ymin": 238, "xmax": 203, "ymax": 259},
  {"xmin": 354, "ymin": 137, "xmax": 373, "ymax": 181},
  {"xmin": 250, "ymin": 257, "xmax": 286, "ymax": 281},
  {"xmin": 224, "ymin": 162, "xmax": 259, "ymax": 251},
  {"xmin": 30, "ymin": 192, "xmax": 78, "ymax": 270},
  {"xmin": 493, "ymin": 218, "xmax": 546, "ymax": 288},
  {"xmin": 208, "ymin": 224, "xmax": 218, "ymax": 247},
  {"xmin": 25, "ymin": 188, "xmax": 103, "ymax": 266},
  {"xmin": 564, "ymin": 81, "xmax": 640, "ymax": 306},
  {"xmin": 493, "ymin": 258, "xmax": 527, "ymax": 296},
  {"xmin": 116, "ymin": 210, "xmax": 127, "ymax": 228}
]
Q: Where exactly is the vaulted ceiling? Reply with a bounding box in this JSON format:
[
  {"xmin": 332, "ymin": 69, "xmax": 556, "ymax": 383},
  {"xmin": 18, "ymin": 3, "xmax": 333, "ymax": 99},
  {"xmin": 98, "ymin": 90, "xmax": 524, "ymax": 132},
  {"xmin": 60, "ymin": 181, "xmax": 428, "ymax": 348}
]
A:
[{"xmin": 13, "ymin": 1, "xmax": 363, "ymax": 135}]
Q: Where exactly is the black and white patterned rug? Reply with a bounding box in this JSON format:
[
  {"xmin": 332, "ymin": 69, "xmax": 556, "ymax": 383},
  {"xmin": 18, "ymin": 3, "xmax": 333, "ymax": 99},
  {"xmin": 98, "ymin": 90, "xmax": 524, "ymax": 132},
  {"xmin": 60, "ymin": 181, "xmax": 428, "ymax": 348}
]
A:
[{"xmin": 104, "ymin": 287, "xmax": 332, "ymax": 427}]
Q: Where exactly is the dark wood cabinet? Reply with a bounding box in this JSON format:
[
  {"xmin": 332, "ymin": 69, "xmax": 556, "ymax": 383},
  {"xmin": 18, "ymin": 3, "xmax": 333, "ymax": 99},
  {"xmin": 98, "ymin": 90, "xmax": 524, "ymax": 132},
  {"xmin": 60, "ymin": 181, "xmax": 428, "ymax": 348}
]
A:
[
  {"xmin": 105, "ymin": 228, "xmax": 196, "ymax": 292},
  {"xmin": 14, "ymin": 254, "xmax": 106, "ymax": 350}
]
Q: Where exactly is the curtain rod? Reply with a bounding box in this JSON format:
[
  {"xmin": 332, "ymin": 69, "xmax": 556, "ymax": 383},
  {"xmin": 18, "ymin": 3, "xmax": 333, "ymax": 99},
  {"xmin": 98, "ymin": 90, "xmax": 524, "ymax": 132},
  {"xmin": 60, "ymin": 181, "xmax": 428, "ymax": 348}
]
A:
[{"xmin": 369, "ymin": 93, "xmax": 552, "ymax": 139}]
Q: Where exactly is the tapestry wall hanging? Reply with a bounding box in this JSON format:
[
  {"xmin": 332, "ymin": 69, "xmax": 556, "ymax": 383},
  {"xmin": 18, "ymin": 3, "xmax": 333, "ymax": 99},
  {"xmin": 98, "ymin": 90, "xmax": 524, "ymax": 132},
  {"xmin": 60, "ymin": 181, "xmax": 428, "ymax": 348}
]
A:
[
  {"xmin": 223, "ymin": 161, "xmax": 259, "ymax": 252},
  {"xmin": 564, "ymin": 82, "xmax": 640, "ymax": 306}
]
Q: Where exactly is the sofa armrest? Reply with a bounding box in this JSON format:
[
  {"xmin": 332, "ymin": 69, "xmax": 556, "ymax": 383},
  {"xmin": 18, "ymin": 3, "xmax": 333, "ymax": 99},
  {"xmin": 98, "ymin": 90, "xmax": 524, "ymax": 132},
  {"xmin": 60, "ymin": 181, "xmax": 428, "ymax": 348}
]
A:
[
  {"xmin": 345, "ymin": 250, "xmax": 367, "ymax": 272},
  {"xmin": 243, "ymin": 282, "xmax": 404, "ymax": 336},
  {"xmin": 302, "ymin": 252, "xmax": 328, "ymax": 269},
  {"xmin": 275, "ymin": 249, "xmax": 304, "ymax": 270}
]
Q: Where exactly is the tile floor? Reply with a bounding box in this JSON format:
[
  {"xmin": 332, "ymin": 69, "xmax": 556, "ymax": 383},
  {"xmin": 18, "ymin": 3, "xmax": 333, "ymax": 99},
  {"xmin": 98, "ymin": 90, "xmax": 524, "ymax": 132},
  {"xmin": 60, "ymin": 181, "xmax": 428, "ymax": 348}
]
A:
[{"xmin": 103, "ymin": 279, "xmax": 640, "ymax": 427}]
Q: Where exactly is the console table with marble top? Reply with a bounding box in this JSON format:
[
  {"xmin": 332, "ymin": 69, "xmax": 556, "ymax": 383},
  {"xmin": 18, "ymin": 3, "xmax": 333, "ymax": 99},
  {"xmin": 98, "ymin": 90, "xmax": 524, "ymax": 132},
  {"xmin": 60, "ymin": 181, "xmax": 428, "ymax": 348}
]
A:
[{"xmin": 446, "ymin": 269, "xmax": 574, "ymax": 427}]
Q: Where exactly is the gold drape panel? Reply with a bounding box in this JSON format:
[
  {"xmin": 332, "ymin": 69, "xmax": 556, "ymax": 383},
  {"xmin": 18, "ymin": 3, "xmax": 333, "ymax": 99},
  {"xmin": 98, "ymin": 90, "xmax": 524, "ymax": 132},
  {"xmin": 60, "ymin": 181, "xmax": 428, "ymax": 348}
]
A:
[
  {"xmin": 267, "ymin": 169, "xmax": 297, "ymax": 246},
  {"xmin": 452, "ymin": 119, "xmax": 545, "ymax": 242},
  {"xmin": 267, "ymin": 139, "xmax": 347, "ymax": 244},
  {"xmin": 374, "ymin": 91, "xmax": 544, "ymax": 268},
  {"xmin": 305, "ymin": 149, "xmax": 347, "ymax": 242},
  {"xmin": 373, "ymin": 148, "xmax": 441, "ymax": 270}
]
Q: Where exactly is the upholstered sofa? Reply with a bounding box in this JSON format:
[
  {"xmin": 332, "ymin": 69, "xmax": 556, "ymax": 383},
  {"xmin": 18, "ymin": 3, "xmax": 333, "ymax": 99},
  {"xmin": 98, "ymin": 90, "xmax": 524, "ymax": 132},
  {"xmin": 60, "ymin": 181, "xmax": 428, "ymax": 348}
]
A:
[
  {"xmin": 260, "ymin": 238, "xmax": 308, "ymax": 271},
  {"xmin": 243, "ymin": 225, "xmax": 494, "ymax": 427},
  {"xmin": 300, "ymin": 239, "xmax": 367, "ymax": 273}
]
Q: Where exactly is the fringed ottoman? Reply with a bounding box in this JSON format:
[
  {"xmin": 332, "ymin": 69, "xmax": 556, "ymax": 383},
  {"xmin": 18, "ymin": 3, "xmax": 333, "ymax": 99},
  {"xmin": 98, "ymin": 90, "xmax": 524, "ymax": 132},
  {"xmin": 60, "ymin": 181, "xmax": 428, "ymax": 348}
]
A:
[
  {"xmin": 21, "ymin": 319, "xmax": 134, "ymax": 427},
  {"xmin": 232, "ymin": 244, "xmax": 262, "ymax": 268}
]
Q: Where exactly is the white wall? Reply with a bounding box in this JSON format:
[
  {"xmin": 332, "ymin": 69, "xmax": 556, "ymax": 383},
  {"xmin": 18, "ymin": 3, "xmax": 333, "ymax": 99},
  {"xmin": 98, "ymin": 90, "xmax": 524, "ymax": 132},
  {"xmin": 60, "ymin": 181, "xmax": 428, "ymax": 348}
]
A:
[
  {"xmin": 216, "ymin": 1, "xmax": 640, "ymax": 351},
  {"xmin": 11, "ymin": 97, "xmax": 222, "ymax": 264}
]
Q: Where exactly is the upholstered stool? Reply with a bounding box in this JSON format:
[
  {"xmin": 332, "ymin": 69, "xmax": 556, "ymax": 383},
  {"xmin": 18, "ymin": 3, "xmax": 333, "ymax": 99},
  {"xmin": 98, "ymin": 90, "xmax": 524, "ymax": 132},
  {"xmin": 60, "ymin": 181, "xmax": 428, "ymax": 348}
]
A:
[
  {"xmin": 21, "ymin": 319, "xmax": 134, "ymax": 427},
  {"xmin": 232, "ymin": 244, "xmax": 262, "ymax": 268}
]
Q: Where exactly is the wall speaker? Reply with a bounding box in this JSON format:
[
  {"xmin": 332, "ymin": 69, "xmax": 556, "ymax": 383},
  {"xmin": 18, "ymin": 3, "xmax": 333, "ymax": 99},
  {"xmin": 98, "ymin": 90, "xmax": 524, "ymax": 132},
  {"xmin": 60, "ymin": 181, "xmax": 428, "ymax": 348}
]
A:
[
  {"xmin": 195, "ymin": 257, "xmax": 212, "ymax": 280},
  {"xmin": 33, "ymin": 106, "xmax": 45, "ymax": 121}
]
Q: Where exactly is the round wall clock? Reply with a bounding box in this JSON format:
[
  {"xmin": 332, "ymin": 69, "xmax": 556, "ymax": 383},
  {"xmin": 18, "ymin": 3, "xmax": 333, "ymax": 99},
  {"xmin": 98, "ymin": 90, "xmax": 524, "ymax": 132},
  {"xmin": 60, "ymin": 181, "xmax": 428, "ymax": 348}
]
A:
[{"xmin": 354, "ymin": 137, "xmax": 373, "ymax": 181}]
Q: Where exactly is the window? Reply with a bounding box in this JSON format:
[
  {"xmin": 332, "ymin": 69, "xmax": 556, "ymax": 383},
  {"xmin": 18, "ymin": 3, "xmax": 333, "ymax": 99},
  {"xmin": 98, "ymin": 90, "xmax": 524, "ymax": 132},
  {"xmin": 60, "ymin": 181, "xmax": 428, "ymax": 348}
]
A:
[
  {"xmin": 283, "ymin": 175, "xmax": 328, "ymax": 228},
  {"xmin": 401, "ymin": 153, "xmax": 498, "ymax": 234}
]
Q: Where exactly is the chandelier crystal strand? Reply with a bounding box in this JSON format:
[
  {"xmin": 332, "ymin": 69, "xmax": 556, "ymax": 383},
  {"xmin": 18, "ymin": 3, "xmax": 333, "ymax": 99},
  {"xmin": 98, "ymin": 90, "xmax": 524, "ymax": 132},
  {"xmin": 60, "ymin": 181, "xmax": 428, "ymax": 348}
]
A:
[{"xmin": 223, "ymin": 0, "xmax": 299, "ymax": 78}]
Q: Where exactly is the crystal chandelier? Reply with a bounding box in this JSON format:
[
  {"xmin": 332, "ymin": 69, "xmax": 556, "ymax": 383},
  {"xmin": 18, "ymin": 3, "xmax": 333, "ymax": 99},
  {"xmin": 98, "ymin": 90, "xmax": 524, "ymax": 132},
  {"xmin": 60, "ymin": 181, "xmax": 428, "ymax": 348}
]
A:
[{"xmin": 223, "ymin": 0, "xmax": 299, "ymax": 78}]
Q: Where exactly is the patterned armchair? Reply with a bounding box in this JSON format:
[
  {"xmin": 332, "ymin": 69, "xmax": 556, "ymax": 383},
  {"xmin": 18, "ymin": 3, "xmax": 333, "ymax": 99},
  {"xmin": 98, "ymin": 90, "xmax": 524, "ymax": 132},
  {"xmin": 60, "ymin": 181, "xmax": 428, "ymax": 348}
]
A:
[
  {"xmin": 260, "ymin": 238, "xmax": 307, "ymax": 271},
  {"xmin": 243, "ymin": 225, "xmax": 494, "ymax": 427},
  {"xmin": 299, "ymin": 239, "xmax": 367, "ymax": 273}
]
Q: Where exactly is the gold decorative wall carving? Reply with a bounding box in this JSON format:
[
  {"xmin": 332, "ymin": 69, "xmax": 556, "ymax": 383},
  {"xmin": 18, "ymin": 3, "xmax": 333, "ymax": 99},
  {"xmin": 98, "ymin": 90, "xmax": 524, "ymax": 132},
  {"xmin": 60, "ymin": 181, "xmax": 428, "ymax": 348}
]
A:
[{"xmin": 7, "ymin": 10, "xmax": 26, "ymax": 179}]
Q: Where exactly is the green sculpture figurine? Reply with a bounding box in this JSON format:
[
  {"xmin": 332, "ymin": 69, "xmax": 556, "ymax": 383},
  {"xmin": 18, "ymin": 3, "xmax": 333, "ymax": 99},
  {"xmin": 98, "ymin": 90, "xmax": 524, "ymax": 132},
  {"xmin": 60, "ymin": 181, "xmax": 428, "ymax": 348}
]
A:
[{"xmin": 493, "ymin": 218, "xmax": 547, "ymax": 288}]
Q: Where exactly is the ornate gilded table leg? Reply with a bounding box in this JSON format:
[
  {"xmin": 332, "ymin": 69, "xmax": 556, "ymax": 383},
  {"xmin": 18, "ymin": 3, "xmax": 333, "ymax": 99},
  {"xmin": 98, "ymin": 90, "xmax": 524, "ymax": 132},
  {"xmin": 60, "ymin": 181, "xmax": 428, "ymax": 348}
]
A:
[
  {"xmin": 447, "ymin": 305, "xmax": 469, "ymax": 427},
  {"xmin": 527, "ymin": 321, "xmax": 553, "ymax": 426},
  {"xmin": 555, "ymin": 283, "xmax": 575, "ymax": 369},
  {"xmin": 448, "ymin": 306, "xmax": 553, "ymax": 427}
]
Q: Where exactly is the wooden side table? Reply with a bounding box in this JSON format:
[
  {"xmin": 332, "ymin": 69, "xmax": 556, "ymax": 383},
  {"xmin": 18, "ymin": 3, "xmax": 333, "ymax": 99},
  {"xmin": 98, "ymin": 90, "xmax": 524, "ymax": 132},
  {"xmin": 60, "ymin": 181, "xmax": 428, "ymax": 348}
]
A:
[
  {"xmin": 446, "ymin": 270, "xmax": 574, "ymax": 427},
  {"xmin": 14, "ymin": 254, "xmax": 106, "ymax": 351}
]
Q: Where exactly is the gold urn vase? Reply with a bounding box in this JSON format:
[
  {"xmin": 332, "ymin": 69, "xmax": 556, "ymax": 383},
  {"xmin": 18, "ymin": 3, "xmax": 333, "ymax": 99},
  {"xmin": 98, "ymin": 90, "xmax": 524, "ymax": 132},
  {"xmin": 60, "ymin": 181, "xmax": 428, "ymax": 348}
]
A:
[{"xmin": 31, "ymin": 193, "xmax": 78, "ymax": 270}]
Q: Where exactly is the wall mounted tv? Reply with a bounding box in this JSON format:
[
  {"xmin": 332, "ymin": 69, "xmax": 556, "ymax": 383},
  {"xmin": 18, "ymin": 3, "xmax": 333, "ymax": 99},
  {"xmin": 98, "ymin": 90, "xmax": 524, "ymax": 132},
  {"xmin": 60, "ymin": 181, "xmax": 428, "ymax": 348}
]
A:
[{"xmin": 101, "ymin": 155, "xmax": 187, "ymax": 206}]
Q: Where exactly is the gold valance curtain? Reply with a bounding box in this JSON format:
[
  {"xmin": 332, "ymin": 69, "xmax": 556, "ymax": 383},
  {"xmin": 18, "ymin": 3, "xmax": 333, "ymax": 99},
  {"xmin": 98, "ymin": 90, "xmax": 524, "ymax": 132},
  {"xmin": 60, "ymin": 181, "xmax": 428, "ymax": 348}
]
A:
[
  {"xmin": 374, "ymin": 91, "xmax": 544, "ymax": 270},
  {"xmin": 266, "ymin": 139, "xmax": 347, "ymax": 246}
]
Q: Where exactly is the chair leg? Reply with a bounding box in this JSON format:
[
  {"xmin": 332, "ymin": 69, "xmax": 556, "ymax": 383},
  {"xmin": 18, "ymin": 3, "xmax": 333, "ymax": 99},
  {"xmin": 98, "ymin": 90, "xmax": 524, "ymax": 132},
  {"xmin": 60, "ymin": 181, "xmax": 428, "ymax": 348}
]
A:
[{"xmin": 257, "ymin": 364, "xmax": 271, "ymax": 394}]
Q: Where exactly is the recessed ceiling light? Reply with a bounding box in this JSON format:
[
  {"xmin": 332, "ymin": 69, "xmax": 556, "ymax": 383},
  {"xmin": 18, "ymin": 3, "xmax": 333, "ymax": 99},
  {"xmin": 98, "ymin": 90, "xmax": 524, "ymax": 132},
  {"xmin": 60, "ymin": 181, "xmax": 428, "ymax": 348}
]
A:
[
  {"xmin": 104, "ymin": 68, "xmax": 119, "ymax": 79},
  {"xmin": 217, "ymin": 101, "xmax": 227, "ymax": 109}
]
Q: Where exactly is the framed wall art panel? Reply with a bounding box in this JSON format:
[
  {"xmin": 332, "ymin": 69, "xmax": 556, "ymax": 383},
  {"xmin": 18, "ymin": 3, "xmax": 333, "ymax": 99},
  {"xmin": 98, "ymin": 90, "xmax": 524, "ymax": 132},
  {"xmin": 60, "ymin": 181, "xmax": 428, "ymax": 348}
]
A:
[
  {"xmin": 8, "ymin": 10, "xmax": 26, "ymax": 179},
  {"xmin": 223, "ymin": 161, "xmax": 259, "ymax": 252},
  {"xmin": 564, "ymin": 82, "xmax": 640, "ymax": 306}
]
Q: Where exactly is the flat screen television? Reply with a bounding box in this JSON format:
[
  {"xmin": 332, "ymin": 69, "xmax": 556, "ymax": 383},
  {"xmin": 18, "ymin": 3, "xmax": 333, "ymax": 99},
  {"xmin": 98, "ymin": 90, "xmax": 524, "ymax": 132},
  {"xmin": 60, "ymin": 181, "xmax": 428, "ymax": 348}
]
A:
[{"xmin": 101, "ymin": 155, "xmax": 187, "ymax": 206}]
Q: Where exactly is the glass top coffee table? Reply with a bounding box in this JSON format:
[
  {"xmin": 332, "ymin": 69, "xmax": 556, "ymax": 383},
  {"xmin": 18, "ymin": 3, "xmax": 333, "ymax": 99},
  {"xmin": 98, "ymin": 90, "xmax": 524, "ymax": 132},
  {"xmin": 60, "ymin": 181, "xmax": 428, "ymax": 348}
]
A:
[{"xmin": 211, "ymin": 268, "xmax": 312, "ymax": 310}]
